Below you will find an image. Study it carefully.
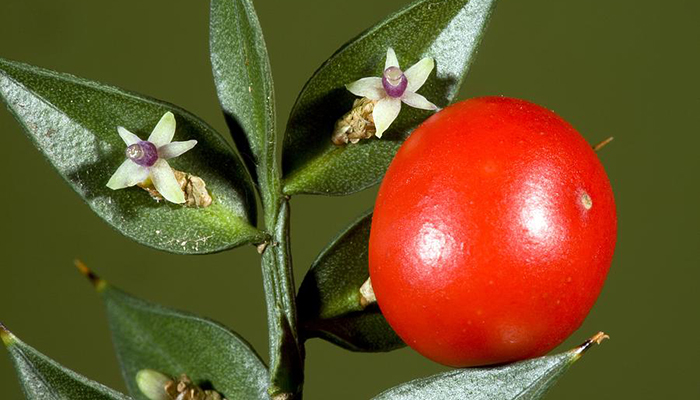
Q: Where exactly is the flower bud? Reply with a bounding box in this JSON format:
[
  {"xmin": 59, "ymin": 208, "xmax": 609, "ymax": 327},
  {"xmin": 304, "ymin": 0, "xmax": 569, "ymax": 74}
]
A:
[{"xmin": 136, "ymin": 369, "xmax": 172, "ymax": 400}]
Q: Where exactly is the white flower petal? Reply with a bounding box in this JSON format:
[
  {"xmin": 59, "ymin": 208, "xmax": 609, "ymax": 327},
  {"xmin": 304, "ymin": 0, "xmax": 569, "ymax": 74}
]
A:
[
  {"xmin": 404, "ymin": 57, "xmax": 435, "ymax": 92},
  {"xmin": 401, "ymin": 91, "xmax": 439, "ymax": 111},
  {"xmin": 106, "ymin": 159, "xmax": 149, "ymax": 190},
  {"xmin": 373, "ymin": 97, "xmax": 402, "ymax": 138},
  {"xmin": 147, "ymin": 112, "xmax": 176, "ymax": 147},
  {"xmin": 346, "ymin": 77, "xmax": 385, "ymax": 101},
  {"xmin": 385, "ymin": 47, "xmax": 400, "ymax": 70},
  {"xmin": 118, "ymin": 127, "xmax": 141, "ymax": 146},
  {"xmin": 150, "ymin": 159, "xmax": 185, "ymax": 204},
  {"xmin": 158, "ymin": 140, "xmax": 197, "ymax": 159}
]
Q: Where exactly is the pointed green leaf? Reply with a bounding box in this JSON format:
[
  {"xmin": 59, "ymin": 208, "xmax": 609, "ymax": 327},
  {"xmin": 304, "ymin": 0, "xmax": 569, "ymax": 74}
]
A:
[
  {"xmin": 282, "ymin": 0, "xmax": 497, "ymax": 196},
  {"xmin": 0, "ymin": 58, "xmax": 264, "ymax": 254},
  {"xmin": 210, "ymin": 0, "xmax": 275, "ymax": 180},
  {"xmin": 0, "ymin": 323, "xmax": 132, "ymax": 400},
  {"xmin": 80, "ymin": 269, "xmax": 269, "ymax": 400},
  {"xmin": 372, "ymin": 334, "xmax": 608, "ymax": 400},
  {"xmin": 297, "ymin": 210, "xmax": 404, "ymax": 352}
]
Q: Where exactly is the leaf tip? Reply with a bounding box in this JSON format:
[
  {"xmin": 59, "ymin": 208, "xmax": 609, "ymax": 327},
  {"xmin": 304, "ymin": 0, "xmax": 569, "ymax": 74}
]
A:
[
  {"xmin": 574, "ymin": 331, "xmax": 609, "ymax": 359},
  {"xmin": 593, "ymin": 136, "xmax": 614, "ymax": 152},
  {"xmin": 0, "ymin": 322, "xmax": 16, "ymax": 347},
  {"xmin": 74, "ymin": 260, "xmax": 107, "ymax": 292}
]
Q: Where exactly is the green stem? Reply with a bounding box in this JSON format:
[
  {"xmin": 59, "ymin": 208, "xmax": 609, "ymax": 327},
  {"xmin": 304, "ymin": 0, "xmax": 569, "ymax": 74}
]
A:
[
  {"xmin": 261, "ymin": 198, "xmax": 304, "ymax": 398},
  {"xmin": 257, "ymin": 144, "xmax": 304, "ymax": 398}
]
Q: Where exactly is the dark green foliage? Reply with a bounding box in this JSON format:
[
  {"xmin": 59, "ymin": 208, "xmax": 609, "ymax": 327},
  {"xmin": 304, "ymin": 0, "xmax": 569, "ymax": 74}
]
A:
[
  {"xmin": 282, "ymin": 0, "xmax": 497, "ymax": 195},
  {"xmin": 297, "ymin": 210, "xmax": 404, "ymax": 352},
  {"xmin": 0, "ymin": 58, "xmax": 263, "ymax": 254}
]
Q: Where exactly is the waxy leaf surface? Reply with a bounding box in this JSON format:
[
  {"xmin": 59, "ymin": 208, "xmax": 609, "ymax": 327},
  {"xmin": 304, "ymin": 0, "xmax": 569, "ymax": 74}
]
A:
[
  {"xmin": 1, "ymin": 326, "xmax": 132, "ymax": 400},
  {"xmin": 297, "ymin": 210, "xmax": 404, "ymax": 352},
  {"xmin": 98, "ymin": 282, "xmax": 269, "ymax": 400},
  {"xmin": 373, "ymin": 337, "xmax": 602, "ymax": 399},
  {"xmin": 0, "ymin": 58, "xmax": 263, "ymax": 254},
  {"xmin": 283, "ymin": 0, "xmax": 497, "ymax": 195},
  {"xmin": 210, "ymin": 0, "xmax": 275, "ymax": 181}
]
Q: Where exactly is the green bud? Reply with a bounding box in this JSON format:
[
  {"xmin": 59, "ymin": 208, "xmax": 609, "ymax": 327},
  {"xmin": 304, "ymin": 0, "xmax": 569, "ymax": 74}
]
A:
[{"xmin": 136, "ymin": 369, "xmax": 172, "ymax": 400}]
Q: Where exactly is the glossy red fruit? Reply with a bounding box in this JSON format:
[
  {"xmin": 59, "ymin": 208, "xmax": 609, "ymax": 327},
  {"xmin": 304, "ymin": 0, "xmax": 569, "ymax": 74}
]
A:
[{"xmin": 368, "ymin": 96, "xmax": 616, "ymax": 367}]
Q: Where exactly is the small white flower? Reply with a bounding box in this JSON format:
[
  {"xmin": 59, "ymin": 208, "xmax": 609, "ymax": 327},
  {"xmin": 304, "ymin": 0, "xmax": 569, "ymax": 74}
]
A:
[
  {"xmin": 106, "ymin": 112, "xmax": 197, "ymax": 204},
  {"xmin": 345, "ymin": 48, "xmax": 438, "ymax": 138}
]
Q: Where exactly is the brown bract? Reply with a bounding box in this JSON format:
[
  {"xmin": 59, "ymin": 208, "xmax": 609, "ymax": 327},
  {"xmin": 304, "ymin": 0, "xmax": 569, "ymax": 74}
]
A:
[
  {"xmin": 332, "ymin": 98, "xmax": 377, "ymax": 145},
  {"xmin": 163, "ymin": 374, "xmax": 227, "ymax": 400},
  {"xmin": 138, "ymin": 169, "xmax": 213, "ymax": 208}
]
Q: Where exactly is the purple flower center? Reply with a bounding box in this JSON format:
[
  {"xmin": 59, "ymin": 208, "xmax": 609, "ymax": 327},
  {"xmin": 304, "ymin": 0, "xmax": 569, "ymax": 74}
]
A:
[
  {"xmin": 382, "ymin": 66, "xmax": 408, "ymax": 98},
  {"xmin": 126, "ymin": 141, "xmax": 158, "ymax": 167}
]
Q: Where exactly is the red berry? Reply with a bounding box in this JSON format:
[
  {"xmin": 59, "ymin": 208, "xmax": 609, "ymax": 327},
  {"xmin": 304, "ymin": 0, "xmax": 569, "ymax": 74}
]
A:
[{"xmin": 368, "ymin": 96, "xmax": 617, "ymax": 367}]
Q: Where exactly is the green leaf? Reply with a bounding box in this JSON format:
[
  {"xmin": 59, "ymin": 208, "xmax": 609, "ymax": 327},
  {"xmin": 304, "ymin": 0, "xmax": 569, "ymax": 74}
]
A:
[
  {"xmin": 297, "ymin": 210, "xmax": 404, "ymax": 352},
  {"xmin": 78, "ymin": 267, "xmax": 269, "ymax": 400},
  {"xmin": 210, "ymin": 0, "xmax": 275, "ymax": 180},
  {"xmin": 0, "ymin": 323, "xmax": 132, "ymax": 400},
  {"xmin": 0, "ymin": 58, "xmax": 264, "ymax": 254},
  {"xmin": 282, "ymin": 0, "xmax": 497, "ymax": 196},
  {"xmin": 372, "ymin": 333, "xmax": 608, "ymax": 400}
]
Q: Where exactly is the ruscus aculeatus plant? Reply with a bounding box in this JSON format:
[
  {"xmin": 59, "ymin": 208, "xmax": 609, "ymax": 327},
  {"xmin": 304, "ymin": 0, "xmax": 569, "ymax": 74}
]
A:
[{"xmin": 0, "ymin": 1, "xmax": 617, "ymax": 399}]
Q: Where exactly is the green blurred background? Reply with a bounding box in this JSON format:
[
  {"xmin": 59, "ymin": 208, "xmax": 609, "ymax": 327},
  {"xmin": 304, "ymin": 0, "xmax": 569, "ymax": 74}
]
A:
[{"xmin": 1, "ymin": 0, "xmax": 698, "ymax": 398}]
